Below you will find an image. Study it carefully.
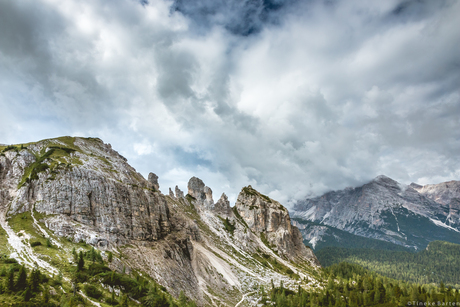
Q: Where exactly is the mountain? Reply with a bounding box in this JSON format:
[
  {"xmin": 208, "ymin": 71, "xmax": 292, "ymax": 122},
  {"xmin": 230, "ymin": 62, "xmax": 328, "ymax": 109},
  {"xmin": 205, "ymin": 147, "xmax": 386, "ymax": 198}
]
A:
[
  {"xmin": 0, "ymin": 137, "xmax": 320, "ymax": 306},
  {"xmin": 292, "ymin": 175, "xmax": 460, "ymax": 250}
]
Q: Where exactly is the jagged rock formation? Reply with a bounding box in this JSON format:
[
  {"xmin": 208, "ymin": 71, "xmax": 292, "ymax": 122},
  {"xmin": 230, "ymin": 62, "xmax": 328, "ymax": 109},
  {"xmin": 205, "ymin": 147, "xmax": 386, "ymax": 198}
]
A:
[
  {"xmin": 187, "ymin": 176, "xmax": 214, "ymax": 210},
  {"xmin": 293, "ymin": 175, "xmax": 460, "ymax": 250},
  {"xmin": 0, "ymin": 136, "xmax": 321, "ymax": 306},
  {"xmin": 236, "ymin": 186, "xmax": 318, "ymax": 264}
]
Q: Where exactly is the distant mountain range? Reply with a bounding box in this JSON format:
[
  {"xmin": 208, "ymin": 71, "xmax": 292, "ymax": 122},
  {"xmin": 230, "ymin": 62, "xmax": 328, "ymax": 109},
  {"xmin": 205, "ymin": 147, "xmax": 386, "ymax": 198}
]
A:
[{"xmin": 292, "ymin": 175, "xmax": 460, "ymax": 250}]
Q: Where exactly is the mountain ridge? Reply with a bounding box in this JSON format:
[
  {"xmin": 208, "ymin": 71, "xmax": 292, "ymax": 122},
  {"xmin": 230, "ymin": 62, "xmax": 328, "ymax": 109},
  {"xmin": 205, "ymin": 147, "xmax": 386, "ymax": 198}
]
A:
[
  {"xmin": 292, "ymin": 175, "xmax": 460, "ymax": 250},
  {"xmin": 0, "ymin": 136, "xmax": 321, "ymax": 306}
]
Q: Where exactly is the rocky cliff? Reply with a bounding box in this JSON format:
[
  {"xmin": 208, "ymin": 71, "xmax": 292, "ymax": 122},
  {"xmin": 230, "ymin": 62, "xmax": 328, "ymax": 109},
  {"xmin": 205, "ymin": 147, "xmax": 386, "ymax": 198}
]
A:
[
  {"xmin": 0, "ymin": 137, "xmax": 171, "ymax": 247},
  {"xmin": 293, "ymin": 175, "xmax": 460, "ymax": 250},
  {"xmin": 0, "ymin": 137, "xmax": 320, "ymax": 306},
  {"xmin": 411, "ymin": 180, "xmax": 460, "ymax": 228},
  {"xmin": 235, "ymin": 186, "xmax": 318, "ymax": 264}
]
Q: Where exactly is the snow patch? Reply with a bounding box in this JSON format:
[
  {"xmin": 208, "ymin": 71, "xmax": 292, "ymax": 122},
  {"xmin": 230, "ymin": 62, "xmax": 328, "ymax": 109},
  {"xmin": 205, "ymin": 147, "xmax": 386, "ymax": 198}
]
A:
[{"xmin": 429, "ymin": 218, "xmax": 460, "ymax": 233}]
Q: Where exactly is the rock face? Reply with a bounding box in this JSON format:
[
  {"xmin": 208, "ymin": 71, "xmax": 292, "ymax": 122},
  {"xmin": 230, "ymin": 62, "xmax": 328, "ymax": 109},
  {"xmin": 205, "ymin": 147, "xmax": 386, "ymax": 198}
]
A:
[
  {"xmin": 411, "ymin": 180, "xmax": 460, "ymax": 228},
  {"xmin": 213, "ymin": 193, "xmax": 232, "ymax": 217},
  {"xmin": 411, "ymin": 180, "xmax": 460, "ymax": 206},
  {"xmin": 148, "ymin": 172, "xmax": 160, "ymax": 191},
  {"xmin": 187, "ymin": 177, "xmax": 214, "ymax": 210},
  {"xmin": 0, "ymin": 137, "xmax": 171, "ymax": 246},
  {"xmin": 0, "ymin": 136, "xmax": 321, "ymax": 306},
  {"xmin": 236, "ymin": 186, "xmax": 318, "ymax": 263},
  {"xmin": 293, "ymin": 175, "xmax": 460, "ymax": 250}
]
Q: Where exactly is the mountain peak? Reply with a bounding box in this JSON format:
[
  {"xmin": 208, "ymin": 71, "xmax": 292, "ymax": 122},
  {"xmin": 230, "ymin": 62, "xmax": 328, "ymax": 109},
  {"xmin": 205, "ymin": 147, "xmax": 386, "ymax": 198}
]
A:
[
  {"xmin": 372, "ymin": 174, "xmax": 397, "ymax": 184},
  {"xmin": 187, "ymin": 176, "xmax": 214, "ymax": 210}
]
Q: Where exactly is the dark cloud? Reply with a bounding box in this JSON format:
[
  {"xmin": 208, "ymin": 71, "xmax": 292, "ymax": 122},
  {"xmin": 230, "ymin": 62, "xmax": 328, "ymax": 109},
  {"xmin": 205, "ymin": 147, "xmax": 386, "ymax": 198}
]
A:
[
  {"xmin": 171, "ymin": 0, "xmax": 299, "ymax": 35},
  {"xmin": 0, "ymin": 0, "xmax": 459, "ymax": 205}
]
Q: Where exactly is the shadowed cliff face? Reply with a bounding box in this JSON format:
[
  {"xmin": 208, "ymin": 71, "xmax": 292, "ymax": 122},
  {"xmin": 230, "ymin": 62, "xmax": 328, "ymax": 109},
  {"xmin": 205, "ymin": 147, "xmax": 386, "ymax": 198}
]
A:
[{"xmin": 0, "ymin": 136, "xmax": 321, "ymax": 306}]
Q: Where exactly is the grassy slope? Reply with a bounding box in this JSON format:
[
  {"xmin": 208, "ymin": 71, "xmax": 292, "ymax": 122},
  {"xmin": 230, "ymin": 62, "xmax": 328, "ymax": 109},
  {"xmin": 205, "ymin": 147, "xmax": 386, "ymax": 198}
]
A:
[{"xmin": 0, "ymin": 211, "xmax": 197, "ymax": 306}]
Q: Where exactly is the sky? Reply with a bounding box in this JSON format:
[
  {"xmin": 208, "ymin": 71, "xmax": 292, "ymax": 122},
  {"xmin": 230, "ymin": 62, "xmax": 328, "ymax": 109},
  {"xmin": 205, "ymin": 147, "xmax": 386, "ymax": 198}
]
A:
[{"xmin": 0, "ymin": 0, "xmax": 459, "ymax": 206}]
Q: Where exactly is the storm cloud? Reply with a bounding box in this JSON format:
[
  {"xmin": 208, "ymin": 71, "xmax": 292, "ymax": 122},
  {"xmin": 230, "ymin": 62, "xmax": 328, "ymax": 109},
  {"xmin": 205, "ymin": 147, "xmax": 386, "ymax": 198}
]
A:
[{"xmin": 1, "ymin": 0, "xmax": 459, "ymax": 205}]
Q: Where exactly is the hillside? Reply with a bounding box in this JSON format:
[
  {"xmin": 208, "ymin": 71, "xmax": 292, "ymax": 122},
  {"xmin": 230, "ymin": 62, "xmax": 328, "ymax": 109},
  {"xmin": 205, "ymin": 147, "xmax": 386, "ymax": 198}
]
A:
[
  {"xmin": 265, "ymin": 261, "xmax": 460, "ymax": 306},
  {"xmin": 316, "ymin": 241, "xmax": 460, "ymax": 287},
  {"xmin": 0, "ymin": 136, "xmax": 321, "ymax": 306}
]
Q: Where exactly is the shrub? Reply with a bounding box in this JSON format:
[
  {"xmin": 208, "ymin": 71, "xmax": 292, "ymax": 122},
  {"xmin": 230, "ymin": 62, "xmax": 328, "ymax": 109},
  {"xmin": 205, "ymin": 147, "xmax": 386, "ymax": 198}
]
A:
[
  {"xmin": 30, "ymin": 241, "xmax": 42, "ymax": 247},
  {"xmin": 83, "ymin": 284, "xmax": 103, "ymax": 299},
  {"xmin": 107, "ymin": 251, "xmax": 113, "ymax": 263},
  {"xmin": 88, "ymin": 263, "xmax": 111, "ymax": 276},
  {"xmin": 3, "ymin": 258, "xmax": 18, "ymax": 264},
  {"xmin": 105, "ymin": 296, "xmax": 119, "ymax": 306},
  {"xmin": 223, "ymin": 217, "xmax": 235, "ymax": 235}
]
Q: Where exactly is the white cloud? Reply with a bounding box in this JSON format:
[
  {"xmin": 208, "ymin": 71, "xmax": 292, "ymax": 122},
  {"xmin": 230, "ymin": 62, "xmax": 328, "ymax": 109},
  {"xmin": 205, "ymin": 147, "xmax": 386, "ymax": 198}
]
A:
[{"xmin": 0, "ymin": 0, "xmax": 459, "ymax": 206}]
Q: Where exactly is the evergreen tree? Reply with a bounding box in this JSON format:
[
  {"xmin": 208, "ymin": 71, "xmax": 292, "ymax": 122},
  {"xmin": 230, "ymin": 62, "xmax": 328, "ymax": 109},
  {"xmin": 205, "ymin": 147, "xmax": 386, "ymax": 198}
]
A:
[
  {"xmin": 28, "ymin": 267, "xmax": 41, "ymax": 292},
  {"xmin": 5, "ymin": 267, "xmax": 14, "ymax": 292},
  {"xmin": 0, "ymin": 266, "xmax": 7, "ymax": 276},
  {"xmin": 15, "ymin": 264, "xmax": 27, "ymax": 291},
  {"xmin": 440, "ymin": 281, "xmax": 446, "ymax": 293},
  {"xmin": 72, "ymin": 247, "xmax": 77, "ymax": 262},
  {"xmin": 23, "ymin": 286, "xmax": 32, "ymax": 301},
  {"xmin": 77, "ymin": 250, "xmax": 85, "ymax": 271},
  {"xmin": 43, "ymin": 286, "xmax": 50, "ymax": 303}
]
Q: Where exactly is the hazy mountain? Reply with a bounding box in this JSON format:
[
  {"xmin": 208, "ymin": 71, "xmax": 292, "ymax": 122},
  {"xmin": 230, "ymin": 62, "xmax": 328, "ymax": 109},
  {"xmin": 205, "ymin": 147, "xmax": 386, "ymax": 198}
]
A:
[{"xmin": 292, "ymin": 175, "xmax": 460, "ymax": 250}]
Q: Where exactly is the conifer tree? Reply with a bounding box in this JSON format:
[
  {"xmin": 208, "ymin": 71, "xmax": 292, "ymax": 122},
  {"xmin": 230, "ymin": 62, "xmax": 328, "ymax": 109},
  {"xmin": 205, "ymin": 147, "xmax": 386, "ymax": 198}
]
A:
[
  {"xmin": 5, "ymin": 267, "xmax": 14, "ymax": 292},
  {"xmin": 15, "ymin": 264, "xmax": 27, "ymax": 291},
  {"xmin": 28, "ymin": 267, "xmax": 41, "ymax": 292},
  {"xmin": 77, "ymin": 250, "xmax": 85, "ymax": 271},
  {"xmin": 72, "ymin": 247, "xmax": 77, "ymax": 262}
]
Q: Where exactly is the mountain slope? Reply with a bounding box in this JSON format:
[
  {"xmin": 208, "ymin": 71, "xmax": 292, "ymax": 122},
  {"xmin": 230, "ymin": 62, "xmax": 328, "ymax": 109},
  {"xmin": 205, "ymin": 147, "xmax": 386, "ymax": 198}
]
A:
[
  {"xmin": 0, "ymin": 136, "xmax": 321, "ymax": 306},
  {"xmin": 292, "ymin": 218, "xmax": 411, "ymax": 252},
  {"xmin": 292, "ymin": 175, "xmax": 460, "ymax": 250}
]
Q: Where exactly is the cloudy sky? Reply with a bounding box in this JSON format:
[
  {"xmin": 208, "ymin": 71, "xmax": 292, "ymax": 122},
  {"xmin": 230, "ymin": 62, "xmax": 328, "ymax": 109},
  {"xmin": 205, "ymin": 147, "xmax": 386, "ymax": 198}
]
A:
[{"xmin": 1, "ymin": 0, "xmax": 459, "ymax": 206}]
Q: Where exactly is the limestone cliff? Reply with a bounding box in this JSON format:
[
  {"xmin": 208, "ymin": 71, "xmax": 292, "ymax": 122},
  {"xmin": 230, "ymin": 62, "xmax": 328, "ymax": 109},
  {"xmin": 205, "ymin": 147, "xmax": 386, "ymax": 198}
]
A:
[
  {"xmin": 235, "ymin": 186, "xmax": 319, "ymax": 264},
  {"xmin": 0, "ymin": 137, "xmax": 171, "ymax": 247}
]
